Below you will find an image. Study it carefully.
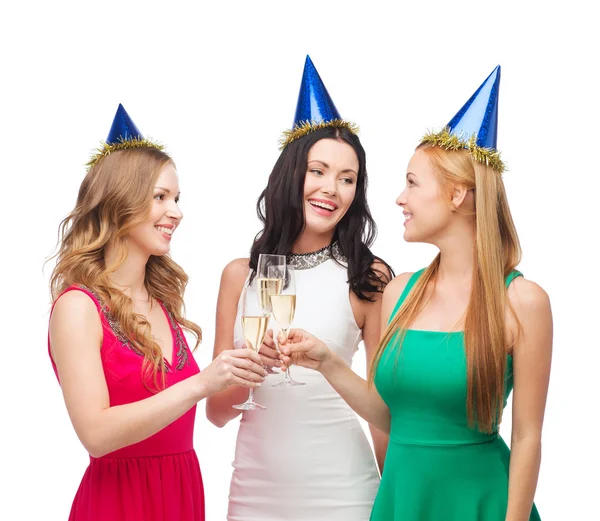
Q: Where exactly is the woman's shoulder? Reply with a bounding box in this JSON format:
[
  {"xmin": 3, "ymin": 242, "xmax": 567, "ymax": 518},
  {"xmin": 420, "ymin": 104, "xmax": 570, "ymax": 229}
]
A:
[
  {"xmin": 52, "ymin": 286, "xmax": 101, "ymax": 316},
  {"xmin": 221, "ymin": 258, "xmax": 250, "ymax": 279},
  {"xmin": 506, "ymin": 275, "xmax": 552, "ymax": 356},
  {"xmin": 382, "ymin": 272, "xmax": 415, "ymax": 305},
  {"xmin": 219, "ymin": 258, "xmax": 251, "ymax": 297},
  {"xmin": 50, "ymin": 288, "xmax": 103, "ymax": 351},
  {"xmin": 507, "ymin": 275, "xmax": 551, "ymax": 316}
]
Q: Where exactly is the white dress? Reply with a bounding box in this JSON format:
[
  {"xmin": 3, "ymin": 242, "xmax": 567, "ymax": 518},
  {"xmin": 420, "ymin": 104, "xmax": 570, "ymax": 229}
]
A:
[{"xmin": 228, "ymin": 244, "xmax": 380, "ymax": 521}]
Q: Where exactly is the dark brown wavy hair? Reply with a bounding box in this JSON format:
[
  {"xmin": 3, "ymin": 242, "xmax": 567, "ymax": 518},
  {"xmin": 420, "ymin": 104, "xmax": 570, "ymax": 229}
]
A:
[{"xmin": 250, "ymin": 126, "xmax": 393, "ymax": 300}]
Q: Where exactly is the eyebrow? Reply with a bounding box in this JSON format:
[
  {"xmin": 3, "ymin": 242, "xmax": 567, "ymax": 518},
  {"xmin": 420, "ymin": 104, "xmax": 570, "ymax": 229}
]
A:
[
  {"xmin": 308, "ymin": 160, "xmax": 357, "ymax": 176},
  {"xmin": 155, "ymin": 187, "xmax": 181, "ymax": 196},
  {"xmin": 406, "ymin": 172, "xmax": 416, "ymax": 178}
]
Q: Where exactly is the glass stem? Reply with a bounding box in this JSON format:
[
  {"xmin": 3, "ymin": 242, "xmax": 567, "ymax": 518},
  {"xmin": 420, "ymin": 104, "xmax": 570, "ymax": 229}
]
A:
[
  {"xmin": 248, "ymin": 387, "xmax": 255, "ymax": 403},
  {"xmin": 281, "ymin": 329, "xmax": 292, "ymax": 379}
]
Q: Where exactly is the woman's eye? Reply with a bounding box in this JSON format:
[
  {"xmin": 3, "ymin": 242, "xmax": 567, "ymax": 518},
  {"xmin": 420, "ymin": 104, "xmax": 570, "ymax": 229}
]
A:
[
  {"xmin": 154, "ymin": 194, "xmax": 164, "ymax": 200},
  {"xmin": 342, "ymin": 178, "xmax": 354, "ymax": 185},
  {"xmin": 311, "ymin": 169, "xmax": 323, "ymax": 176}
]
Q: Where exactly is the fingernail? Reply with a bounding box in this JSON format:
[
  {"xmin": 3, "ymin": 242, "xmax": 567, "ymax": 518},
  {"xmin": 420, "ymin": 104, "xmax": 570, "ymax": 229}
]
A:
[{"xmin": 256, "ymin": 382, "xmax": 262, "ymax": 387}]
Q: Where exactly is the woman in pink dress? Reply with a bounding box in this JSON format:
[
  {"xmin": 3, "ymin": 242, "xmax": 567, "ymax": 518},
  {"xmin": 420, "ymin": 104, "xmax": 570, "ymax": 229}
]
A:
[{"xmin": 48, "ymin": 104, "xmax": 267, "ymax": 521}]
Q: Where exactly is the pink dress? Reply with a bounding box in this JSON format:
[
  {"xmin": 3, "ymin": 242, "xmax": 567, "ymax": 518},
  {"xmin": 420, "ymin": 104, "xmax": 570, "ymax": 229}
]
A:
[{"xmin": 49, "ymin": 286, "xmax": 205, "ymax": 521}]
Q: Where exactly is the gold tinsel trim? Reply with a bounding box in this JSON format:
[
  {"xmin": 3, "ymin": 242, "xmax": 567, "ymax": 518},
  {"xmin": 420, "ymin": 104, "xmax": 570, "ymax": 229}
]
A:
[
  {"xmin": 279, "ymin": 119, "xmax": 359, "ymax": 150},
  {"xmin": 86, "ymin": 137, "xmax": 164, "ymax": 170},
  {"xmin": 420, "ymin": 128, "xmax": 505, "ymax": 174}
]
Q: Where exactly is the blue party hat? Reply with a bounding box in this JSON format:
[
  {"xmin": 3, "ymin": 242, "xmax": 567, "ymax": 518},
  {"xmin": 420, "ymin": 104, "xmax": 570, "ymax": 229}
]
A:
[
  {"xmin": 106, "ymin": 103, "xmax": 144, "ymax": 144},
  {"xmin": 280, "ymin": 56, "xmax": 358, "ymax": 149},
  {"xmin": 87, "ymin": 104, "xmax": 163, "ymax": 170},
  {"xmin": 421, "ymin": 66, "xmax": 504, "ymax": 173}
]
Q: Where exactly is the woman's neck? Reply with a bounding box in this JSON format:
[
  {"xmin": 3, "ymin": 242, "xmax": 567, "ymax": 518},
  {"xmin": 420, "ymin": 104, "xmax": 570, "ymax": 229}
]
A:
[
  {"xmin": 435, "ymin": 226, "xmax": 475, "ymax": 285},
  {"xmin": 103, "ymin": 241, "xmax": 149, "ymax": 301},
  {"xmin": 292, "ymin": 230, "xmax": 334, "ymax": 254}
]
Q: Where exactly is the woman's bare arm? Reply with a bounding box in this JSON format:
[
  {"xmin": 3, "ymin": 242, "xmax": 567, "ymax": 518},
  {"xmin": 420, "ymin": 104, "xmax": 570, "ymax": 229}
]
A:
[
  {"xmin": 504, "ymin": 278, "xmax": 552, "ymax": 521},
  {"xmin": 51, "ymin": 290, "xmax": 265, "ymax": 457}
]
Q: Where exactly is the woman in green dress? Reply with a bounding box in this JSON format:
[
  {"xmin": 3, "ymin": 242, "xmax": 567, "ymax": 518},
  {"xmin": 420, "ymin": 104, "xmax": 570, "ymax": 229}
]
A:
[{"xmin": 279, "ymin": 66, "xmax": 552, "ymax": 521}]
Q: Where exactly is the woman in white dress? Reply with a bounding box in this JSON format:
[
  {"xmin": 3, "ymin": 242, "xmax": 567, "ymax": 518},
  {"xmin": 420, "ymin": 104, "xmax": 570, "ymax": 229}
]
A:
[{"xmin": 206, "ymin": 56, "xmax": 393, "ymax": 520}]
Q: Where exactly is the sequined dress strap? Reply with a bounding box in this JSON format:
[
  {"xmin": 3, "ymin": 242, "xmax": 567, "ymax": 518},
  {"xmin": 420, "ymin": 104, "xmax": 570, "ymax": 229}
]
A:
[{"xmin": 50, "ymin": 286, "xmax": 103, "ymax": 316}]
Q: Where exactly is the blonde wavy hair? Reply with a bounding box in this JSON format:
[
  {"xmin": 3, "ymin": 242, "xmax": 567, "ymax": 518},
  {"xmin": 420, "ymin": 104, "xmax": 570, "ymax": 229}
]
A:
[
  {"xmin": 370, "ymin": 144, "xmax": 521, "ymax": 433},
  {"xmin": 49, "ymin": 147, "xmax": 202, "ymax": 390}
]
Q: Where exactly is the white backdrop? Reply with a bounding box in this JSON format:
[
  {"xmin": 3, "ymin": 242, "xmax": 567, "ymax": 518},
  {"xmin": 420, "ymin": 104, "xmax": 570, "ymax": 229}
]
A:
[{"xmin": 1, "ymin": 1, "xmax": 598, "ymax": 519}]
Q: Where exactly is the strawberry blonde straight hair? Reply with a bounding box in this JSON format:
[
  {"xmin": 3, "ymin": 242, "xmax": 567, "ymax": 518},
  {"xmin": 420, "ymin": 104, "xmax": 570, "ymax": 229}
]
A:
[
  {"xmin": 370, "ymin": 144, "xmax": 521, "ymax": 433},
  {"xmin": 49, "ymin": 147, "xmax": 202, "ymax": 390}
]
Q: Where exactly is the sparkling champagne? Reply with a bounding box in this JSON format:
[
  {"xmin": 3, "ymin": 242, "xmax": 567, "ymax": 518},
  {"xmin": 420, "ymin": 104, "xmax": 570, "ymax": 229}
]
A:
[
  {"xmin": 242, "ymin": 315, "xmax": 269, "ymax": 352},
  {"xmin": 256, "ymin": 277, "xmax": 283, "ymax": 313},
  {"xmin": 270, "ymin": 294, "xmax": 296, "ymax": 331}
]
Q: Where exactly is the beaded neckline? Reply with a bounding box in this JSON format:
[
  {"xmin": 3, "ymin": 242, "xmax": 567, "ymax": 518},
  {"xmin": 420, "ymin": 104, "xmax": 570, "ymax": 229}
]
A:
[
  {"xmin": 287, "ymin": 242, "xmax": 347, "ymax": 270},
  {"xmin": 79, "ymin": 286, "xmax": 188, "ymax": 371}
]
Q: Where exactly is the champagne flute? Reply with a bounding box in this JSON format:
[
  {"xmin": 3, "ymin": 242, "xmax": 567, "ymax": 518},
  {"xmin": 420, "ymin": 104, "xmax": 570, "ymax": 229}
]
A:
[
  {"xmin": 256, "ymin": 254, "xmax": 286, "ymax": 314},
  {"xmin": 232, "ymin": 285, "xmax": 269, "ymax": 410},
  {"xmin": 270, "ymin": 264, "xmax": 305, "ymax": 387}
]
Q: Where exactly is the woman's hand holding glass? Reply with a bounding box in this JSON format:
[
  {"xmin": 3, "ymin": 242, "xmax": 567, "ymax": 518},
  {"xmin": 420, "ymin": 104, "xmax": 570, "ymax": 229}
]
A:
[
  {"xmin": 258, "ymin": 329, "xmax": 282, "ymax": 374},
  {"xmin": 201, "ymin": 348, "xmax": 267, "ymax": 395},
  {"xmin": 277, "ymin": 328, "xmax": 333, "ymax": 372}
]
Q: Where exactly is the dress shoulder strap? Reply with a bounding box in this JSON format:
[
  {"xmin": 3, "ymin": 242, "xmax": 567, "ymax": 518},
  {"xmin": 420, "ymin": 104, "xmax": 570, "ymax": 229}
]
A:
[
  {"xmin": 387, "ymin": 269, "xmax": 426, "ymax": 324},
  {"xmin": 506, "ymin": 270, "xmax": 523, "ymax": 288}
]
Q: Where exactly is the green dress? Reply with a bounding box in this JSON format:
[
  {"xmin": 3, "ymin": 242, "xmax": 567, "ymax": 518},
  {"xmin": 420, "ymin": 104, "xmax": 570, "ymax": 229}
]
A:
[{"xmin": 371, "ymin": 269, "xmax": 541, "ymax": 521}]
